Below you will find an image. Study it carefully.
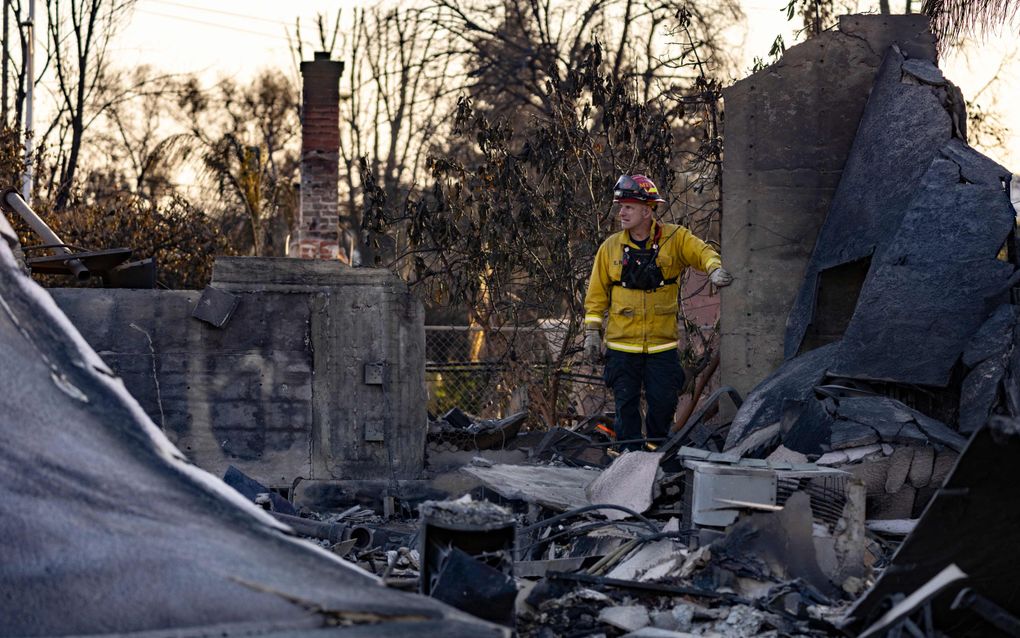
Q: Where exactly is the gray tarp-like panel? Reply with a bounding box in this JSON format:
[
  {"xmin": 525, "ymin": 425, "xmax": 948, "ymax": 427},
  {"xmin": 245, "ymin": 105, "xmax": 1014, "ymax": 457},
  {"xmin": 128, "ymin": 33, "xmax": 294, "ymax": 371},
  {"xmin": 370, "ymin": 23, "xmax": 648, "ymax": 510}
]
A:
[
  {"xmin": 725, "ymin": 342, "xmax": 838, "ymax": 448},
  {"xmin": 784, "ymin": 48, "xmax": 954, "ymax": 359},
  {"xmin": 830, "ymin": 145, "xmax": 1015, "ymax": 385},
  {"xmin": 0, "ymin": 239, "xmax": 504, "ymax": 637}
]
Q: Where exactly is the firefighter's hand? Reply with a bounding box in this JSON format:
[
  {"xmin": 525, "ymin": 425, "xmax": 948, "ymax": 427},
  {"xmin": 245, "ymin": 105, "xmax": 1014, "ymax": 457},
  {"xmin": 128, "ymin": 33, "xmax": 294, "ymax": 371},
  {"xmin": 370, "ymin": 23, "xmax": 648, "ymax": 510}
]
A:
[
  {"xmin": 584, "ymin": 329, "xmax": 602, "ymax": 363},
  {"xmin": 709, "ymin": 267, "xmax": 733, "ymax": 287}
]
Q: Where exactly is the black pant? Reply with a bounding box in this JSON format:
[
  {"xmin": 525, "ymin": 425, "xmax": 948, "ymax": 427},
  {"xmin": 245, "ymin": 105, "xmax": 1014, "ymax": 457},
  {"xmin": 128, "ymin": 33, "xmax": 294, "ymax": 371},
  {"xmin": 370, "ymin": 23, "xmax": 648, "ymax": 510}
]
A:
[{"xmin": 603, "ymin": 349, "xmax": 685, "ymax": 451}]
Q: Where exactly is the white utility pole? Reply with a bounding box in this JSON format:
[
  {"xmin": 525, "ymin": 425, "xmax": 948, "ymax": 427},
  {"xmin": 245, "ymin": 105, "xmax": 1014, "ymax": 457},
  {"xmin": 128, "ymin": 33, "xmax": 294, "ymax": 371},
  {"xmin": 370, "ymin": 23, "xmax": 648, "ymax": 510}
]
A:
[{"xmin": 21, "ymin": 0, "xmax": 32, "ymax": 204}]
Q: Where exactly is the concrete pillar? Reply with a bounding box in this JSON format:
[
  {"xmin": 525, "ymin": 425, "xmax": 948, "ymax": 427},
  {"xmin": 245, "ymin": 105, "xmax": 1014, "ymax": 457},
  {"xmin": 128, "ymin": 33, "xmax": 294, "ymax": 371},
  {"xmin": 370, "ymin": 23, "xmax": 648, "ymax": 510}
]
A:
[
  {"xmin": 292, "ymin": 51, "xmax": 344, "ymax": 260},
  {"xmin": 719, "ymin": 15, "xmax": 936, "ymax": 401}
]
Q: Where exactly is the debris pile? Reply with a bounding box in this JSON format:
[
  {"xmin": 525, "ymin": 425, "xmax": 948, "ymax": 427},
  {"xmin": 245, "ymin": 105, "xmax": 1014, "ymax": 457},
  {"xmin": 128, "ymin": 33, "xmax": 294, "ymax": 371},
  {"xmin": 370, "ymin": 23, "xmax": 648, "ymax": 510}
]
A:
[
  {"xmin": 0, "ymin": 223, "xmax": 505, "ymax": 637},
  {"xmin": 5, "ymin": 20, "xmax": 1020, "ymax": 638},
  {"xmin": 428, "ymin": 408, "xmax": 529, "ymax": 453}
]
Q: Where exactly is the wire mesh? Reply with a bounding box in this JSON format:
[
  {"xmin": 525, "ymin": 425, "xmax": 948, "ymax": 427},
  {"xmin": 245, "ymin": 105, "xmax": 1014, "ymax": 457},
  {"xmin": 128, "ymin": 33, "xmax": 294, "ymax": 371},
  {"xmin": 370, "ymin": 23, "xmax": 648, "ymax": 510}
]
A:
[{"xmin": 425, "ymin": 324, "xmax": 613, "ymax": 423}]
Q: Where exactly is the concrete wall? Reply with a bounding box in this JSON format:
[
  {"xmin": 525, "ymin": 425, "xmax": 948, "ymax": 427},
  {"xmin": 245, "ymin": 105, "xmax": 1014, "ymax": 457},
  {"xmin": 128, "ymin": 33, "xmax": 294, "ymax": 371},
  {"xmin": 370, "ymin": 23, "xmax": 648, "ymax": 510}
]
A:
[
  {"xmin": 719, "ymin": 15, "xmax": 936, "ymax": 400},
  {"xmin": 51, "ymin": 257, "xmax": 426, "ymax": 488}
]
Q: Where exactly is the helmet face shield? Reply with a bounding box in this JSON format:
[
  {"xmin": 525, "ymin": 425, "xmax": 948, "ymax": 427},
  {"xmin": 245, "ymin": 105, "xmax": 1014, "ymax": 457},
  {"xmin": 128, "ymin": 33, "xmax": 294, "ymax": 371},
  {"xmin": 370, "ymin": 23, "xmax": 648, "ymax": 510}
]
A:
[
  {"xmin": 613, "ymin": 174, "xmax": 666, "ymax": 204},
  {"xmin": 613, "ymin": 175, "xmax": 643, "ymax": 201}
]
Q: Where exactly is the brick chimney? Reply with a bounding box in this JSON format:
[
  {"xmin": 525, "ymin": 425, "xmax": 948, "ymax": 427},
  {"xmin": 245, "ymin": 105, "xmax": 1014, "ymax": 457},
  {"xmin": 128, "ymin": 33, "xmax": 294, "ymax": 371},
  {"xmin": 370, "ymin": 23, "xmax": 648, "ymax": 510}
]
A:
[{"xmin": 291, "ymin": 51, "xmax": 344, "ymax": 260}]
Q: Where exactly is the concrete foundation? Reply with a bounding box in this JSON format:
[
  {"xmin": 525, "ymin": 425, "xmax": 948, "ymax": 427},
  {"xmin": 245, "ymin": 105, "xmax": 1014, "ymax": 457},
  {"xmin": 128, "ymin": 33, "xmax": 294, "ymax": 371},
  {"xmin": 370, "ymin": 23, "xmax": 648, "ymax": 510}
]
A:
[
  {"xmin": 51, "ymin": 257, "xmax": 426, "ymax": 488},
  {"xmin": 719, "ymin": 15, "xmax": 936, "ymax": 400}
]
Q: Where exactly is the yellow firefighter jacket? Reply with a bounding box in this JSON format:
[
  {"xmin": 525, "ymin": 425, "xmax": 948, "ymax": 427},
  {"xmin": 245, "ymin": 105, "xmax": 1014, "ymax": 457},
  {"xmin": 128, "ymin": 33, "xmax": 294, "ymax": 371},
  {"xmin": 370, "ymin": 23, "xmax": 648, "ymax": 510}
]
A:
[{"xmin": 584, "ymin": 220, "xmax": 721, "ymax": 354}]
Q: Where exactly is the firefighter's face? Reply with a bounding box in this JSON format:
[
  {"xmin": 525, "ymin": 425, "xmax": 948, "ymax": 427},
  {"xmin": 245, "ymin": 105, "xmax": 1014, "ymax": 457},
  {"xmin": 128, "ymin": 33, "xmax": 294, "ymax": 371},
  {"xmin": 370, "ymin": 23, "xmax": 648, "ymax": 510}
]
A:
[{"xmin": 618, "ymin": 202, "xmax": 652, "ymax": 231}]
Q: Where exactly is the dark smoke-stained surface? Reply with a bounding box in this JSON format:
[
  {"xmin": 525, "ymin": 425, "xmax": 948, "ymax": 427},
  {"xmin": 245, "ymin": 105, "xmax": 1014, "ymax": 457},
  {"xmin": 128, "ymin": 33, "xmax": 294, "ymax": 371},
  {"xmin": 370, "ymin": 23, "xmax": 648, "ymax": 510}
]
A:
[{"xmin": 0, "ymin": 235, "xmax": 503, "ymax": 637}]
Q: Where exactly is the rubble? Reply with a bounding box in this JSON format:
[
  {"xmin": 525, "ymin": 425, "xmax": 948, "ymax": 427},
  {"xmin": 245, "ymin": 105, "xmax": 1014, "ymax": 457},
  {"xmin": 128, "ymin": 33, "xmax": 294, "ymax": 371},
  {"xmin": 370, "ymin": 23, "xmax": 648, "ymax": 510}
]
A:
[
  {"xmin": 845, "ymin": 417, "xmax": 1020, "ymax": 634},
  {"xmin": 5, "ymin": 15, "xmax": 1019, "ymax": 638},
  {"xmin": 428, "ymin": 409, "xmax": 528, "ymax": 452},
  {"xmin": 0, "ymin": 226, "xmax": 505, "ymax": 636}
]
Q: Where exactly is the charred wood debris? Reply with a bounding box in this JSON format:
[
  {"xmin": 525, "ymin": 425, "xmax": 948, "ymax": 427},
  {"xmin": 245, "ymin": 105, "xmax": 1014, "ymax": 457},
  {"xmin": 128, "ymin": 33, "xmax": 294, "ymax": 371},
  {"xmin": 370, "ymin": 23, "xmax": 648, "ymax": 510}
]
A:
[{"xmin": 223, "ymin": 49, "xmax": 1020, "ymax": 637}]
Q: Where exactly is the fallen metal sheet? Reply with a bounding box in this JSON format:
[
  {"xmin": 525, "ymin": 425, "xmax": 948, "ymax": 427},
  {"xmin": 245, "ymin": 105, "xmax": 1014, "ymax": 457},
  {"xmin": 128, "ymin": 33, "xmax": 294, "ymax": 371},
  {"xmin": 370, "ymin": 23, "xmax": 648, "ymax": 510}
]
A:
[
  {"xmin": 830, "ymin": 148, "xmax": 1015, "ymax": 385},
  {"xmin": 0, "ymin": 238, "xmax": 504, "ymax": 637},
  {"xmin": 586, "ymin": 451, "xmax": 662, "ymax": 521},
  {"xmin": 725, "ymin": 342, "xmax": 837, "ymax": 449},
  {"xmin": 224, "ymin": 464, "xmax": 298, "ymax": 515},
  {"xmin": 785, "ymin": 47, "xmax": 955, "ymax": 360},
  {"xmin": 461, "ymin": 464, "xmax": 601, "ymax": 512},
  {"xmin": 845, "ymin": 417, "xmax": 1020, "ymax": 634}
]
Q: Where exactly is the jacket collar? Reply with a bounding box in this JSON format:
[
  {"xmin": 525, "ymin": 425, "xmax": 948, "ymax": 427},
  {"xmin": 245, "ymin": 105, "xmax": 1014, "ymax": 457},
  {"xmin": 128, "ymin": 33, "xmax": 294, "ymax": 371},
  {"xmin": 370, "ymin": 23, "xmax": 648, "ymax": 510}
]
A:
[{"xmin": 625, "ymin": 219, "xmax": 660, "ymax": 246}]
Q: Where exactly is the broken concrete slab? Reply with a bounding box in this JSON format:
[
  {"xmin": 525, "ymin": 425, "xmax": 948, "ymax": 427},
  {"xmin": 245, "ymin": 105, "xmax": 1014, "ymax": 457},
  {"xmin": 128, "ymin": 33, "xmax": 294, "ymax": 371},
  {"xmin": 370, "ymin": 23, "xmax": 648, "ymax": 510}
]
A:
[
  {"xmin": 586, "ymin": 451, "xmax": 662, "ymax": 521},
  {"xmin": 461, "ymin": 464, "xmax": 601, "ymax": 511},
  {"xmin": 598, "ymin": 605, "xmax": 652, "ymax": 632},
  {"xmin": 0, "ymin": 236, "xmax": 504, "ymax": 637},
  {"xmin": 883, "ymin": 447, "xmax": 913, "ymax": 494}
]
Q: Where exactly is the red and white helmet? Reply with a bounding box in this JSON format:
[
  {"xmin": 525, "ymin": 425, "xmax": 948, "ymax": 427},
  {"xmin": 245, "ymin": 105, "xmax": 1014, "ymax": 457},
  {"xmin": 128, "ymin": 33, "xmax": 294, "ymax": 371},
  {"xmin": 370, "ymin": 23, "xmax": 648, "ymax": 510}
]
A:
[{"xmin": 613, "ymin": 174, "xmax": 666, "ymax": 205}]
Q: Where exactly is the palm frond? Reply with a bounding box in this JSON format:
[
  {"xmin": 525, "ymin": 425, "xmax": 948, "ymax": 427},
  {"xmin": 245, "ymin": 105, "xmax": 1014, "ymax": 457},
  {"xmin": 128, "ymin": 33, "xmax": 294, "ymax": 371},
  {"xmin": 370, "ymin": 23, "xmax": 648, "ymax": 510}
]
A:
[{"xmin": 923, "ymin": 0, "xmax": 1020, "ymax": 45}]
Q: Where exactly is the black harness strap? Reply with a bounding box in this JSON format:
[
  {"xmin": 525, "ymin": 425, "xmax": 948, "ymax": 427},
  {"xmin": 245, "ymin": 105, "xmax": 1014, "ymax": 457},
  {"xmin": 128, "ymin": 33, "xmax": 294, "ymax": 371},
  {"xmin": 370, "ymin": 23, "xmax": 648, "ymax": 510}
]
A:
[{"xmin": 609, "ymin": 224, "xmax": 678, "ymax": 291}]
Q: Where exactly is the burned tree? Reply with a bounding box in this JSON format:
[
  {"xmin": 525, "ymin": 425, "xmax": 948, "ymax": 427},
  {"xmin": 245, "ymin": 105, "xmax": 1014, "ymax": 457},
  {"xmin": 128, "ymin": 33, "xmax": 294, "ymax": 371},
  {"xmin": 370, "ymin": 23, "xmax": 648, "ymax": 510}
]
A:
[{"xmin": 380, "ymin": 5, "xmax": 736, "ymax": 426}]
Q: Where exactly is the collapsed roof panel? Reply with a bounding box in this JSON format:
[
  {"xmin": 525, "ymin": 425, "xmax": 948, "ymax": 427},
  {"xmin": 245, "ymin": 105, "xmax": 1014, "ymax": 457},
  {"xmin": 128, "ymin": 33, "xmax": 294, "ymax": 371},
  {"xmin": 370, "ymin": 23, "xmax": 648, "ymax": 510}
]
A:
[
  {"xmin": 0, "ymin": 240, "xmax": 502, "ymax": 636},
  {"xmin": 726, "ymin": 342, "xmax": 837, "ymax": 447},
  {"xmin": 784, "ymin": 48, "xmax": 958, "ymax": 360},
  {"xmin": 831, "ymin": 144, "xmax": 1015, "ymax": 385}
]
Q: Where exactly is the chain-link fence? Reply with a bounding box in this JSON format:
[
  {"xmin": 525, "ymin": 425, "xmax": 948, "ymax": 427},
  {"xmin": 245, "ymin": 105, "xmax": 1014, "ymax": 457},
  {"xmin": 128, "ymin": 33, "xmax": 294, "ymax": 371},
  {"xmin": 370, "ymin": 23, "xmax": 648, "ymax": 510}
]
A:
[{"xmin": 425, "ymin": 323, "xmax": 613, "ymax": 424}]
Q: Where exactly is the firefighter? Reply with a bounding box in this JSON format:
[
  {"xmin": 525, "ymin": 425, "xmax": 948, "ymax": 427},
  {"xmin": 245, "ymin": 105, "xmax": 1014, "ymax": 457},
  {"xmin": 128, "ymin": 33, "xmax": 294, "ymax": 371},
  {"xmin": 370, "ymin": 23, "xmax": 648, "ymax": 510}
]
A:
[{"xmin": 583, "ymin": 174, "xmax": 732, "ymax": 451}]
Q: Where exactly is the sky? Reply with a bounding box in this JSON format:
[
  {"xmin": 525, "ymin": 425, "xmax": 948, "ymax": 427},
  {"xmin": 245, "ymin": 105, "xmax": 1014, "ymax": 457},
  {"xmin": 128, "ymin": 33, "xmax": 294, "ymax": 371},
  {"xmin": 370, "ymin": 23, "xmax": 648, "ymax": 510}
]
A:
[{"xmin": 107, "ymin": 0, "xmax": 1018, "ymax": 171}]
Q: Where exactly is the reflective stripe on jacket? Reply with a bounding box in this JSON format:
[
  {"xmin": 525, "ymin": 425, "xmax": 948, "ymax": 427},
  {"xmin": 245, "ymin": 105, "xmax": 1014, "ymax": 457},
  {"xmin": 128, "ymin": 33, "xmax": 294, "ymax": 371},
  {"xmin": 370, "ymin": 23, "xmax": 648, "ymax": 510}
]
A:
[{"xmin": 583, "ymin": 221, "xmax": 721, "ymax": 354}]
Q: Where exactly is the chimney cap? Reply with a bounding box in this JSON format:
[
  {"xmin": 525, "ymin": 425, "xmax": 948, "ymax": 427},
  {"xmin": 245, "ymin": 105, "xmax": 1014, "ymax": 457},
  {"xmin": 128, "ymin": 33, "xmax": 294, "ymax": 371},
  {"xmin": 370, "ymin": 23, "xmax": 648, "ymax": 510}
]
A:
[{"xmin": 313, "ymin": 51, "xmax": 331, "ymax": 61}]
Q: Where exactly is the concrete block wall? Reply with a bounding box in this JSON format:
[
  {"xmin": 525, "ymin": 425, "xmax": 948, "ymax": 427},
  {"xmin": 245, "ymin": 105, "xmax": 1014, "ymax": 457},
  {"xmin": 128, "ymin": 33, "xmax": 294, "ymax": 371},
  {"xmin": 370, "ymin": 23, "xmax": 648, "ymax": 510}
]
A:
[
  {"xmin": 719, "ymin": 15, "xmax": 936, "ymax": 401},
  {"xmin": 51, "ymin": 257, "xmax": 426, "ymax": 488}
]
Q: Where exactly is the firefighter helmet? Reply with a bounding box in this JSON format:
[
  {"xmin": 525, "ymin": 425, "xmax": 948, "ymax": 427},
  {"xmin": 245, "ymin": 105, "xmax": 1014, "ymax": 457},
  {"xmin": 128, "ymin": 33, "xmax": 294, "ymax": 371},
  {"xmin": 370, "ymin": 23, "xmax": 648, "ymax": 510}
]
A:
[{"xmin": 613, "ymin": 174, "xmax": 666, "ymax": 205}]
